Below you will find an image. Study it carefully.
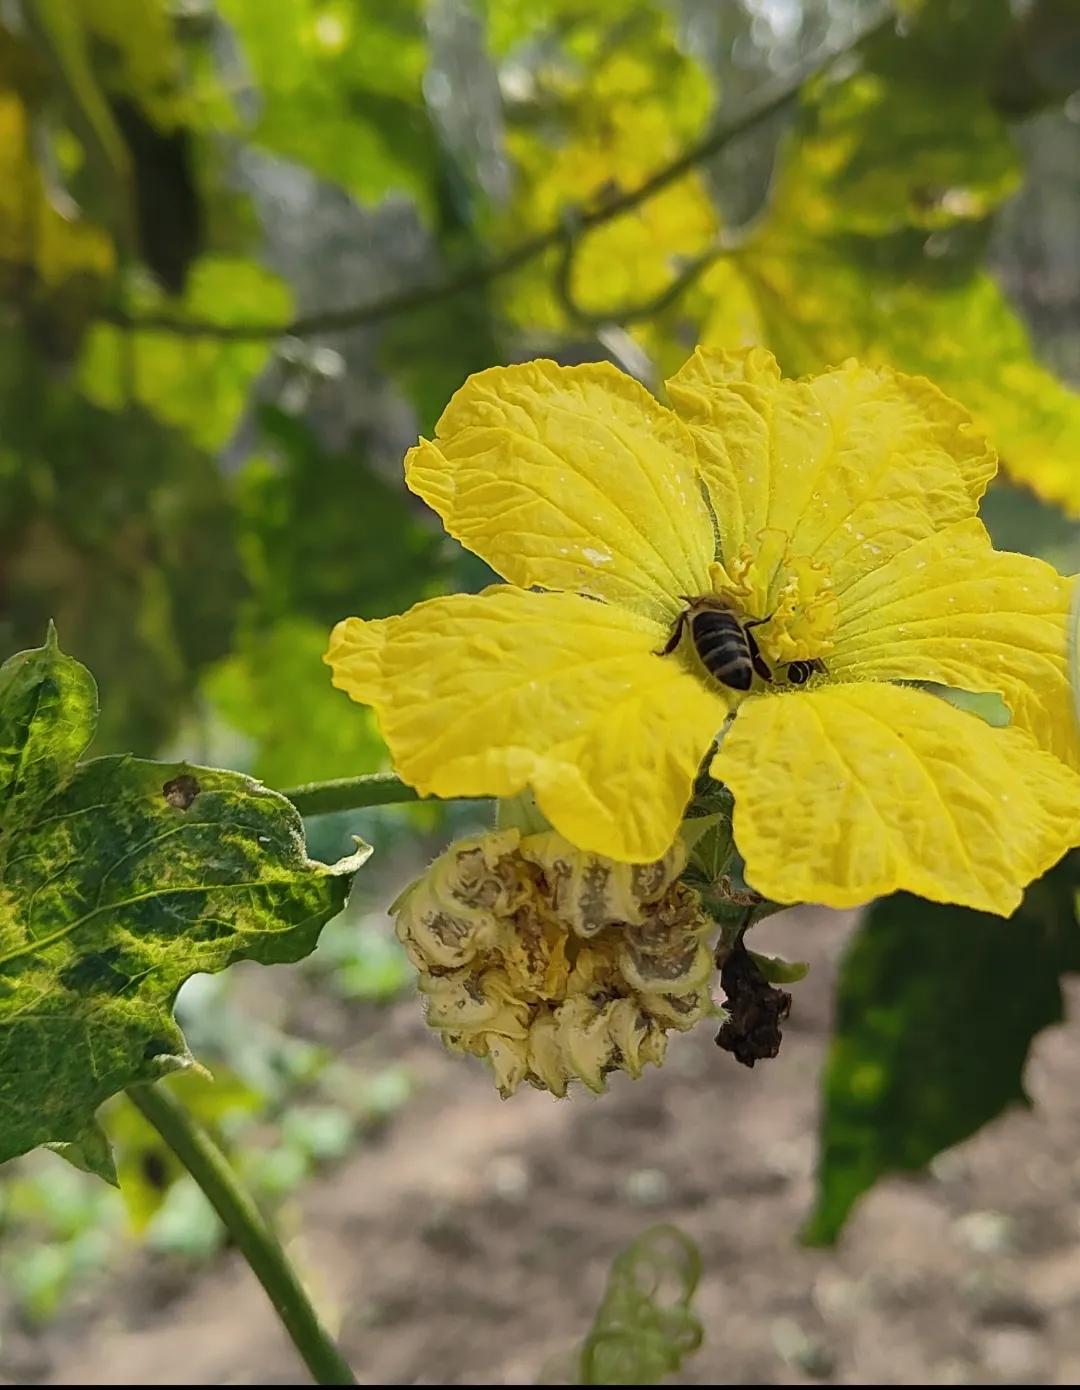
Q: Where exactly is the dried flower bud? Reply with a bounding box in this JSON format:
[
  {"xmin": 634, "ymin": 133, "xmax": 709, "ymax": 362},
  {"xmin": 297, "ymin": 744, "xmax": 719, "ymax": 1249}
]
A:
[{"xmin": 394, "ymin": 828, "xmax": 714, "ymax": 1097}]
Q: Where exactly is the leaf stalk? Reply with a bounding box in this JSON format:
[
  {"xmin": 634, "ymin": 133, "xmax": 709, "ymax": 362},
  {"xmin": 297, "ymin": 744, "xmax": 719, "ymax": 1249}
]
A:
[{"xmin": 127, "ymin": 1083, "xmax": 356, "ymax": 1387}]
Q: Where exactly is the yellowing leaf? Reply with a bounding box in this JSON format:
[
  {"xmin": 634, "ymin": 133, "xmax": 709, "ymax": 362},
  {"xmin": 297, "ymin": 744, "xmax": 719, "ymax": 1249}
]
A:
[
  {"xmin": 0, "ymin": 91, "xmax": 113, "ymax": 291},
  {"xmin": 326, "ymin": 586, "xmax": 729, "ymax": 863},
  {"xmin": 831, "ymin": 518, "xmax": 1079, "ymax": 770},
  {"xmin": 772, "ymin": 68, "xmax": 1019, "ymax": 237},
  {"xmin": 405, "ymin": 360, "xmax": 714, "ymax": 621},
  {"xmin": 700, "ymin": 236, "xmax": 1080, "ymax": 514},
  {"xmin": 497, "ymin": 7, "xmax": 717, "ymax": 340},
  {"xmin": 713, "ymin": 682, "xmax": 1080, "ymax": 916}
]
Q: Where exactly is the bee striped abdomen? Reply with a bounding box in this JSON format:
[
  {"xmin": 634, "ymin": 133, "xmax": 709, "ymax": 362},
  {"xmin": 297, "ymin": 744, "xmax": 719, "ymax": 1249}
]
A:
[{"xmin": 690, "ymin": 610, "xmax": 754, "ymax": 691}]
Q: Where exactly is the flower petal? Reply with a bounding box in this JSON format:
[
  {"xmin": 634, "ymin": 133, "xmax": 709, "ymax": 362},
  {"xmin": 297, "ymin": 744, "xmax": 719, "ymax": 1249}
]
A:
[
  {"xmin": 405, "ymin": 359, "xmax": 715, "ymax": 621},
  {"xmin": 830, "ymin": 518, "xmax": 1080, "ymax": 769},
  {"xmin": 666, "ymin": 346, "xmax": 996, "ymax": 591},
  {"xmin": 712, "ymin": 683, "xmax": 1080, "ymax": 916},
  {"xmin": 326, "ymin": 586, "xmax": 729, "ymax": 861}
]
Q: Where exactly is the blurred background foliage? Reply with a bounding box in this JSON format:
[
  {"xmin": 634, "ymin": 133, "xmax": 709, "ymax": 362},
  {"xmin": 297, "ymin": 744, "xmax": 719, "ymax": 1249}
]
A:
[{"xmin": 4, "ymin": 0, "xmax": 1080, "ymax": 1326}]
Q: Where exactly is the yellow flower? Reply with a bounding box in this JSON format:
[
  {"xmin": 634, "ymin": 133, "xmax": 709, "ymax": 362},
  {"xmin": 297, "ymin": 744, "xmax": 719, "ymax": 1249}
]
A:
[
  {"xmin": 327, "ymin": 347, "xmax": 1080, "ymax": 916},
  {"xmin": 394, "ymin": 829, "xmax": 713, "ymax": 1097}
]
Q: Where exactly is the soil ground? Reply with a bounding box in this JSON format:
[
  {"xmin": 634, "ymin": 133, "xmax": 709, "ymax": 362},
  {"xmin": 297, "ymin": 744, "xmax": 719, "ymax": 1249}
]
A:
[{"xmin": 8, "ymin": 904, "xmax": 1080, "ymax": 1385}]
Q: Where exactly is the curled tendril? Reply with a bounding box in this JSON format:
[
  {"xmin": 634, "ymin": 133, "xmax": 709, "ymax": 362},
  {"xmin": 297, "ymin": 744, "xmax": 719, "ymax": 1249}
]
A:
[{"xmin": 579, "ymin": 1225, "xmax": 704, "ymax": 1385}]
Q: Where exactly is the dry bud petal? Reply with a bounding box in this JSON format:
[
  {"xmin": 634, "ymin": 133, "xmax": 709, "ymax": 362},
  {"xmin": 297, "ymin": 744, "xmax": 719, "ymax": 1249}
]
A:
[{"xmin": 393, "ymin": 828, "xmax": 714, "ymax": 1097}]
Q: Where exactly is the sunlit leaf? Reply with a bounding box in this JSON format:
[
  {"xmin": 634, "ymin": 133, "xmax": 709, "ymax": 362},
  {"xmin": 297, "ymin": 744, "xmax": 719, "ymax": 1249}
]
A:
[
  {"xmin": 0, "ymin": 89, "xmax": 113, "ymax": 340},
  {"xmin": 215, "ymin": 0, "xmax": 439, "ymax": 212},
  {"xmin": 771, "ymin": 0, "xmax": 1018, "ymax": 237},
  {"xmin": 0, "ymin": 632, "xmax": 367, "ymax": 1174},
  {"xmin": 700, "ymin": 239, "xmax": 1080, "ymax": 513},
  {"xmin": 76, "ymin": 0, "xmax": 186, "ymax": 127},
  {"xmin": 805, "ymin": 854, "xmax": 1080, "ymax": 1245},
  {"xmin": 496, "ymin": 4, "xmax": 717, "ymax": 338}
]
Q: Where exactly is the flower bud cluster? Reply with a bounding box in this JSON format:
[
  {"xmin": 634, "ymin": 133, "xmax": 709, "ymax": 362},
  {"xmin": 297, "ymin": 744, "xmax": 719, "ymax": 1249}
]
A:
[{"xmin": 393, "ymin": 828, "xmax": 714, "ymax": 1096}]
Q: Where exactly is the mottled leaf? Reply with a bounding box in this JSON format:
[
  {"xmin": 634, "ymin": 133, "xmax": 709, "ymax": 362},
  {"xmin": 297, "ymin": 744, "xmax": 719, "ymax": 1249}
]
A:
[
  {"xmin": 805, "ymin": 855, "xmax": 1080, "ymax": 1244},
  {"xmin": 0, "ymin": 633, "xmax": 367, "ymax": 1169}
]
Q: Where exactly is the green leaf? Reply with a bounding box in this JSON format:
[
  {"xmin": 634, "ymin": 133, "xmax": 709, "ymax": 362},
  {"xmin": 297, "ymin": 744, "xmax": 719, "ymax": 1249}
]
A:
[
  {"xmin": 0, "ymin": 632, "xmax": 368, "ymax": 1170},
  {"xmin": 77, "ymin": 257, "xmax": 291, "ymax": 451},
  {"xmin": 45, "ymin": 1118, "xmax": 118, "ymax": 1186},
  {"xmin": 239, "ymin": 408, "xmax": 448, "ymax": 626},
  {"xmin": 214, "ymin": 0, "xmax": 439, "ymax": 213},
  {"xmin": 805, "ymin": 857, "xmax": 1080, "ymax": 1245},
  {"xmin": 203, "ymin": 618, "xmax": 388, "ymax": 788},
  {"xmin": 746, "ymin": 951, "xmax": 809, "ymax": 986},
  {"xmin": 0, "ymin": 335, "xmax": 247, "ymax": 754}
]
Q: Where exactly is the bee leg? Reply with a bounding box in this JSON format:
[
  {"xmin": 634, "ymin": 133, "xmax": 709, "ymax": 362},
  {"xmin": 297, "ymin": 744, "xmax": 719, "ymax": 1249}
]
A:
[
  {"xmin": 745, "ymin": 626, "xmax": 773, "ymax": 683},
  {"xmin": 657, "ymin": 611, "xmax": 687, "ymax": 657}
]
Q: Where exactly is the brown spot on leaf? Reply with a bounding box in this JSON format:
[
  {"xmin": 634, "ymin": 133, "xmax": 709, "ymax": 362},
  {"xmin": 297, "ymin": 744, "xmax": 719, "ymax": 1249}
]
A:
[
  {"xmin": 162, "ymin": 774, "xmax": 201, "ymax": 810},
  {"xmin": 715, "ymin": 939, "xmax": 791, "ymax": 1068}
]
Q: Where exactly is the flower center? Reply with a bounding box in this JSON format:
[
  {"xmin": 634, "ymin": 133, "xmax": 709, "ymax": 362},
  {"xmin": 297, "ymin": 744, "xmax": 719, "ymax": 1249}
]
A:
[{"xmin": 707, "ymin": 527, "xmax": 838, "ymax": 669}]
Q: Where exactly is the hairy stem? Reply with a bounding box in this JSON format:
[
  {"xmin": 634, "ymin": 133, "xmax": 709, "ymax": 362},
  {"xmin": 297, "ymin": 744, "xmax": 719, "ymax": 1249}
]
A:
[
  {"xmin": 127, "ymin": 1084, "xmax": 356, "ymax": 1387},
  {"xmin": 280, "ymin": 771, "xmax": 424, "ymax": 817}
]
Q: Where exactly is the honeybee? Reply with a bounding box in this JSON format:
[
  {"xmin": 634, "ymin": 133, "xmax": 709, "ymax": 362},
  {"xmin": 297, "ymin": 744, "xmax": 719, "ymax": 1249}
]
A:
[
  {"xmin": 660, "ymin": 598, "xmax": 773, "ymax": 691},
  {"xmin": 784, "ymin": 658, "xmax": 827, "ymax": 685}
]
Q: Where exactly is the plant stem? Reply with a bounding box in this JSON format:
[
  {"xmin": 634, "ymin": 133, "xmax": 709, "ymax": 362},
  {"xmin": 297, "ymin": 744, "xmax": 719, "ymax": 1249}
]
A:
[
  {"xmin": 281, "ymin": 771, "xmax": 490, "ymax": 818},
  {"xmin": 280, "ymin": 770, "xmax": 424, "ymax": 818},
  {"xmin": 127, "ymin": 1083, "xmax": 356, "ymax": 1387}
]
